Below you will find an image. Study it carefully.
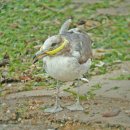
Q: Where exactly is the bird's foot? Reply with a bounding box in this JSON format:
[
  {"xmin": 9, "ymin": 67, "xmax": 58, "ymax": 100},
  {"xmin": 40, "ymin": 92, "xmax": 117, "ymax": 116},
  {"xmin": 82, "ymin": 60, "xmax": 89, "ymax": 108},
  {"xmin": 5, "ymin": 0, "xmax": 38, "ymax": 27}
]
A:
[
  {"xmin": 44, "ymin": 105, "xmax": 63, "ymax": 113},
  {"xmin": 66, "ymin": 101, "xmax": 84, "ymax": 111}
]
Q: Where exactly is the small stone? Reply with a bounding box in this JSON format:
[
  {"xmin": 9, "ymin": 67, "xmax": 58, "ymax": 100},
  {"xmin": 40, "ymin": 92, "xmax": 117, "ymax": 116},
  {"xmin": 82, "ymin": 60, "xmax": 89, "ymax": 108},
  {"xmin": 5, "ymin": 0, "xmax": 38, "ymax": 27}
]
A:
[
  {"xmin": 18, "ymin": 118, "xmax": 22, "ymax": 122},
  {"xmin": 60, "ymin": 123, "xmax": 64, "ymax": 127},
  {"xmin": 6, "ymin": 109, "xmax": 11, "ymax": 114},
  {"xmin": 81, "ymin": 78, "xmax": 89, "ymax": 83},
  {"xmin": 7, "ymin": 84, "xmax": 12, "ymax": 87}
]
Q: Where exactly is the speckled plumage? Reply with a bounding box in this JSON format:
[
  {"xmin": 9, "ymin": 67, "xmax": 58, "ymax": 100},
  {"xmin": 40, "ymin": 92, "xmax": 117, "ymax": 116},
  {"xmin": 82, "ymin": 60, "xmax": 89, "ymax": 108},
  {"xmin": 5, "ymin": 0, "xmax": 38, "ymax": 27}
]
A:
[{"xmin": 42, "ymin": 19, "xmax": 92, "ymax": 81}]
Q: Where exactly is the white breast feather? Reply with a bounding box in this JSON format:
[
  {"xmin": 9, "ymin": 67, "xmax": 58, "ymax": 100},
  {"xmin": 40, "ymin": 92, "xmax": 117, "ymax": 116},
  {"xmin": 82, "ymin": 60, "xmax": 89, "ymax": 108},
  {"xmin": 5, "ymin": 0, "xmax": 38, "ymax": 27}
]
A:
[{"xmin": 43, "ymin": 56, "xmax": 91, "ymax": 81}]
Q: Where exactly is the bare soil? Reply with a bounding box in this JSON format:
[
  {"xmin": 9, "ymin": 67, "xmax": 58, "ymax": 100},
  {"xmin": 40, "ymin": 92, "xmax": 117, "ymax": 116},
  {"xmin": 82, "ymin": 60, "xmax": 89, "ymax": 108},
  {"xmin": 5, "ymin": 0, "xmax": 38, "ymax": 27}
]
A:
[{"xmin": 0, "ymin": 61, "xmax": 130, "ymax": 130}]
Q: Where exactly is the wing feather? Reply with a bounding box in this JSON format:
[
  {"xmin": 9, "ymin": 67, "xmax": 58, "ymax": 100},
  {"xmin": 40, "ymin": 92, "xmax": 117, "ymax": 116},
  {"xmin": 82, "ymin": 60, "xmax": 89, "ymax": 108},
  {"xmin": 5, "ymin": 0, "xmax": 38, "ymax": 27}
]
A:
[{"xmin": 62, "ymin": 30, "xmax": 92, "ymax": 64}]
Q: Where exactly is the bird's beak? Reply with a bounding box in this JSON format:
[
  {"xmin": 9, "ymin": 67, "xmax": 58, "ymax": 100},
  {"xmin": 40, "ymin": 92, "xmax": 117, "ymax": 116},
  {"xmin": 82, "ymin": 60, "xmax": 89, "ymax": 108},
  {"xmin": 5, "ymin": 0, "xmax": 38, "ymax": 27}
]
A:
[
  {"xmin": 33, "ymin": 37, "xmax": 69, "ymax": 64},
  {"xmin": 33, "ymin": 50, "xmax": 47, "ymax": 64}
]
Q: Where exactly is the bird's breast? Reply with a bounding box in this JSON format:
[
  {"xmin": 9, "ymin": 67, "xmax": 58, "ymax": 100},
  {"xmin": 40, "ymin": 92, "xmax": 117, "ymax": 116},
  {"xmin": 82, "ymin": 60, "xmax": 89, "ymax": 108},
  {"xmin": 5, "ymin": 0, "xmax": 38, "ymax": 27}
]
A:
[{"xmin": 43, "ymin": 56, "xmax": 83, "ymax": 81}]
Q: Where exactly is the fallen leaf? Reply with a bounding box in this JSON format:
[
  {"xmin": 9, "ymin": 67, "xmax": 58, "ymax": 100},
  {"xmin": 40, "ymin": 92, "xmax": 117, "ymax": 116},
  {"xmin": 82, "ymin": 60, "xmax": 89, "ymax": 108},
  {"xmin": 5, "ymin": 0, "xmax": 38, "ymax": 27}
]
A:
[
  {"xmin": 102, "ymin": 108, "xmax": 120, "ymax": 117},
  {"xmin": 19, "ymin": 76, "xmax": 32, "ymax": 81}
]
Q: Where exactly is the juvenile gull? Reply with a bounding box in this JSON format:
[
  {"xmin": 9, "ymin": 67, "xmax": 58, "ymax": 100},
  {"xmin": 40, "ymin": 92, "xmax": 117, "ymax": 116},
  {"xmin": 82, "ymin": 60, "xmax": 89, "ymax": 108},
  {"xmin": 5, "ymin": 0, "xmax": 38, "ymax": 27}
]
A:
[{"xmin": 33, "ymin": 19, "xmax": 92, "ymax": 113}]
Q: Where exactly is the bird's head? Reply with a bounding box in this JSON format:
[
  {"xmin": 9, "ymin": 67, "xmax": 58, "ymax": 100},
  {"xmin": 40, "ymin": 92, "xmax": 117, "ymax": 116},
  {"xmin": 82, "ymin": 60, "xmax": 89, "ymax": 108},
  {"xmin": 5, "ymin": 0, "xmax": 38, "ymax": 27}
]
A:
[{"xmin": 33, "ymin": 35, "xmax": 69, "ymax": 63}]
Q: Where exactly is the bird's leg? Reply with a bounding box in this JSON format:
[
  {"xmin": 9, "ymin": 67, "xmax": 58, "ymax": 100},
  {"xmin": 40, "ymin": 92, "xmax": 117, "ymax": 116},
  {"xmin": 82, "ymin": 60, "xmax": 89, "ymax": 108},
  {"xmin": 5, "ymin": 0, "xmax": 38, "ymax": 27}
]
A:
[
  {"xmin": 44, "ymin": 81, "xmax": 63, "ymax": 113},
  {"xmin": 67, "ymin": 80, "xmax": 84, "ymax": 111},
  {"xmin": 54, "ymin": 84, "xmax": 62, "ymax": 110}
]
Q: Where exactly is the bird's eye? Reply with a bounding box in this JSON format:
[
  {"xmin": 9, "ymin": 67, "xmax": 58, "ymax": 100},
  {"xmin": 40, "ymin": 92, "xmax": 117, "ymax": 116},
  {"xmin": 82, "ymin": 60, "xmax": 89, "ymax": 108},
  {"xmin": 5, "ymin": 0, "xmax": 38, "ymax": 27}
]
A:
[{"xmin": 52, "ymin": 43, "xmax": 57, "ymax": 47}]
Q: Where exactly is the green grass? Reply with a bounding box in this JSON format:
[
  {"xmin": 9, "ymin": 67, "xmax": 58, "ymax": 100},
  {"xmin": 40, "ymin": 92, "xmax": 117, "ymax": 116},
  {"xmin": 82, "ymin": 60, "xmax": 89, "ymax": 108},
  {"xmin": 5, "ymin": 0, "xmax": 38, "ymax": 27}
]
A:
[
  {"xmin": 64, "ymin": 83, "xmax": 101, "ymax": 100},
  {"xmin": 110, "ymin": 74, "xmax": 130, "ymax": 80},
  {"xmin": 86, "ymin": 84, "xmax": 102, "ymax": 99},
  {"xmin": 0, "ymin": 0, "xmax": 130, "ymax": 91}
]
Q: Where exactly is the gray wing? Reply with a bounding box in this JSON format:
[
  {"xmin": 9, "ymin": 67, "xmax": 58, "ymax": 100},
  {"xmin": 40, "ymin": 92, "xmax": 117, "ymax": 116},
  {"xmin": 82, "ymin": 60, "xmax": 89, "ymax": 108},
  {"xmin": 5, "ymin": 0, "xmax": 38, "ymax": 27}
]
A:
[
  {"xmin": 62, "ymin": 31, "xmax": 92, "ymax": 64},
  {"xmin": 59, "ymin": 19, "xmax": 92, "ymax": 64}
]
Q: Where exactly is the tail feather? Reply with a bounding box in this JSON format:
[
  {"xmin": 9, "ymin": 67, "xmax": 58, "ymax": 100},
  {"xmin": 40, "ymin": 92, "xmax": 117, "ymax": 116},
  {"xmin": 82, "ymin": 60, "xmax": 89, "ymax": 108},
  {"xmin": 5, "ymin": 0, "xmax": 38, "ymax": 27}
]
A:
[{"xmin": 59, "ymin": 19, "xmax": 72, "ymax": 34}]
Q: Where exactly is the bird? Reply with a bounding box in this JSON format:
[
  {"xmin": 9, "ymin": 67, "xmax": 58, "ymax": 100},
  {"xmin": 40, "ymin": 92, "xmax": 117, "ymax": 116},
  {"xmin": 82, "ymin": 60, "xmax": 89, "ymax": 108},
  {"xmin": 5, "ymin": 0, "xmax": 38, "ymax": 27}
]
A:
[{"xmin": 33, "ymin": 19, "xmax": 92, "ymax": 113}]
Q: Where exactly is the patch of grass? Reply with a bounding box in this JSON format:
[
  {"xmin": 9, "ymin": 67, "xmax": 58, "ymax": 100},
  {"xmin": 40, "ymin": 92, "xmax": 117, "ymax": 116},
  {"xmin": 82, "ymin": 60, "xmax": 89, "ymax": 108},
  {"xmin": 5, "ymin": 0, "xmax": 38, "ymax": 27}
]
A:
[
  {"xmin": 64, "ymin": 83, "xmax": 101, "ymax": 100},
  {"xmin": 64, "ymin": 88, "xmax": 89, "ymax": 100},
  {"xmin": 85, "ymin": 84, "xmax": 102, "ymax": 99},
  {"xmin": 23, "ymin": 84, "xmax": 33, "ymax": 91},
  {"xmin": 110, "ymin": 74, "xmax": 130, "ymax": 80},
  {"xmin": 16, "ymin": 103, "xmax": 28, "ymax": 118}
]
